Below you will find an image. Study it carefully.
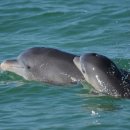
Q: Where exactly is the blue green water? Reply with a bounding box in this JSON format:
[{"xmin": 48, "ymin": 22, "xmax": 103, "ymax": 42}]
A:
[{"xmin": 0, "ymin": 0, "xmax": 130, "ymax": 130}]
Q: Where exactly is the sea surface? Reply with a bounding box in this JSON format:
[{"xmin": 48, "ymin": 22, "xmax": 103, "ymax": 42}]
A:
[{"xmin": 0, "ymin": 0, "xmax": 130, "ymax": 130}]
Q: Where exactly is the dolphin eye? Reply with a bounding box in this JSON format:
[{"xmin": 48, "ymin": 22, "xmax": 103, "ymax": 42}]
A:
[{"xmin": 27, "ymin": 65, "xmax": 31, "ymax": 69}]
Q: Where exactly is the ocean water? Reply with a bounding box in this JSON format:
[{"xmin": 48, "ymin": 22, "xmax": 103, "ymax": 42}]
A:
[{"xmin": 0, "ymin": 0, "xmax": 130, "ymax": 130}]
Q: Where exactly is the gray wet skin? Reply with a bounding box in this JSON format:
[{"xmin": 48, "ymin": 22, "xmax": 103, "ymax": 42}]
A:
[
  {"xmin": 1, "ymin": 47, "xmax": 84, "ymax": 85},
  {"xmin": 73, "ymin": 53, "xmax": 130, "ymax": 98}
]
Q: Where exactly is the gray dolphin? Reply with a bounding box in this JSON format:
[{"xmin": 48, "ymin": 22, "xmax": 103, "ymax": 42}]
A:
[
  {"xmin": 1, "ymin": 47, "xmax": 84, "ymax": 85},
  {"xmin": 73, "ymin": 53, "xmax": 130, "ymax": 98}
]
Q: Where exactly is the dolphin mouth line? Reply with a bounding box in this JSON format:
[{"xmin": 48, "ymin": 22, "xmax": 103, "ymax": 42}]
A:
[
  {"xmin": 5, "ymin": 66, "xmax": 24, "ymax": 68},
  {"xmin": 0, "ymin": 62, "xmax": 25, "ymax": 71}
]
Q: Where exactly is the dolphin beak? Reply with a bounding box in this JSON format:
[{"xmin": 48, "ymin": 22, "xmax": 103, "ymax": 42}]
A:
[
  {"xmin": 0, "ymin": 59, "xmax": 26, "ymax": 79},
  {"xmin": 1, "ymin": 59, "xmax": 20, "ymax": 71},
  {"xmin": 73, "ymin": 57, "xmax": 82, "ymax": 73}
]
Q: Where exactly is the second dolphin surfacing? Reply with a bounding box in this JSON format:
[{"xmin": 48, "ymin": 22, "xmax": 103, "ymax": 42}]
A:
[{"xmin": 74, "ymin": 53, "xmax": 130, "ymax": 98}]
